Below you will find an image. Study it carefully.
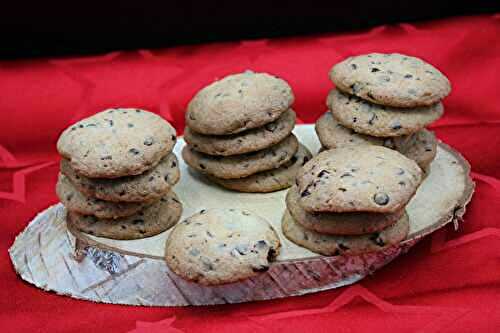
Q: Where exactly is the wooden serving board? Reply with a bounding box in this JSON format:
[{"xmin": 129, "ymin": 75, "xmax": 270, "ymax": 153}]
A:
[{"xmin": 9, "ymin": 125, "xmax": 474, "ymax": 306}]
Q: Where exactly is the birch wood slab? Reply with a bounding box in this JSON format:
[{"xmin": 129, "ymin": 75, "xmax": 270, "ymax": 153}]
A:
[{"xmin": 9, "ymin": 125, "xmax": 474, "ymax": 306}]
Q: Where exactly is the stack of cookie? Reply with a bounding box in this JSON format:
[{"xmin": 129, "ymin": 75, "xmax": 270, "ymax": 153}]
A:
[
  {"xmin": 316, "ymin": 53, "xmax": 451, "ymax": 173},
  {"xmin": 183, "ymin": 71, "xmax": 312, "ymax": 193},
  {"xmin": 283, "ymin": 145, "xmax": 422, "ymax": 256},
  {"xmin": 56, "ymin": 108, "xmax": 182, "ymax": 240}
]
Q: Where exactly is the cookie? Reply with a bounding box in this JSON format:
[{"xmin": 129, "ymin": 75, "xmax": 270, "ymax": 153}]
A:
[
  {"xmin": 165, "ymin": 208, "xmax": 281, "ymax": 285},
  {"xmin": 67, "ymin": 191, "xmax": 182, "ymax": 240},
  {"xmin": 315, "ymin": 112, "xmax": 434, "ymax": 169},
  {"xmin": 327, "ymin": 89, "xmax": 443, "ymax": 137},
  {"xmin": 57, "ymin": 108, "xmax": 177, "ymax": 178},
  {"xmin": 297, "ymin": 146, "xmax": 422, "ymax": 213},
  {"xmin": 208, "ymin": 144, "xmax": 312, "ymax": 193},
  {"xmin": 60, "ymin": 153, "xmax": 180, "ymax": 203},
  {"xmin": 286, "ymin": 185, "xmax": 403, "ymax": 235},
  {"xmin": 282, "ymin": 208, "xmax": 409, "ymax": 256},
  {"xmin": 185, "ymin": 71, "xmax": 294, "ymax": 135},
  {"xmin": 56, "ymin": 173, "xmax": 151, "ymax": 219},
  {"xmin": 316, "ymin": 111, "xmax": 395, "ymax": 149},
  {"xmin": 329, "ymin": 53, "xmax": 451, "ymax": 107},
  {"xmin": 184, "ymin": 109, "xmax": 296, "ymax": 156},
  {"xmin": 399, "ymin": 129, "xmax": 437, "ymax": 171},
  {"xmin": 182, "ymin": 134, "xmax": 299, "ymax": 179}
]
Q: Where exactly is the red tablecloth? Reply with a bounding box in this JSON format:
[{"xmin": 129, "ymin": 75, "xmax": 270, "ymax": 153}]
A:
[{"xmin": 1, "ymin": 14, "xmax": 500, "ymax": 333}]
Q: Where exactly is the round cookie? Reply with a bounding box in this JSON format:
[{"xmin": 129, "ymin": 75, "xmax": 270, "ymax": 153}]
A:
[
  {"xmin": 282, "ymin": 209, "xmax": 409, "ymax": 256},
  {"xmin": 209, "ymin": 144, "xmax": 312, "ymax": 193},
  {"xmin": 56, "ymin": 173, "xmax": 151, "ymax": 219},
  {"xmin": 184, "ymin": 109, "xmax": 296, "ymax": 156},
  {"xmin": 399, "ymin": 129, "xmax": 437, "ymax": 171},
  {"xmin": 165, "ymin": 208, "xmax": 281, "ymax": 285},
  {"xmin": 327, "ymin": 89, "xmax": 443, "ymax": 137},
  {"xmin": 316, "ymin": 112, "xmax": 398, "ymax": 149},
  {"xmin": 286, "ymin": 185, "xmax": 403, "ymax": 235},
  {"xmin": 67, "ymin": 191, "xmax": 182, "ymax": 240},
  {"xmin": 329, "ymin": 53, "xmax": 451, "ymax": 107},
  {"xmin": 315, "ymin": 112, "xmax": 432, "ymax": 168},
  {"xmin": 182, "ymin": 134, "xmax": 299, "ymax": 179},
  {"xmin": 60, "ymin": 153, "xmax": 180, "ymax": 203},
  {"xmin": 57, "ymin": 108, "xmax": 177, "ymax": 178},
  {"xmin": 186, "ymin": 71, "xmax": 294, "ymax": 135},
  {"xmin": 296, "ymin": 146, "xmax": 422, "ymax": 213}
]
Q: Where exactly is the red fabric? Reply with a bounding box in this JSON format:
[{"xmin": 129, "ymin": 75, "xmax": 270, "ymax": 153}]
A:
[{"xmin": 1, "ymin": 14, "xmax": 500, "ymax": 333}]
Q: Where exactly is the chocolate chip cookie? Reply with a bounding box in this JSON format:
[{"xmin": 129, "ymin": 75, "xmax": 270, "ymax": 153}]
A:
[
  {"xmin": 296, "ymin": 146, "xmax": 422, "ymax": 213},
  {"xmin": 282, "ymin": 209, "xmax": 409, "ymax": 256},
  {"xmin": 165, "ymin": 208, "xmax": 281, "ymax": 285},
  {"xmin": 185, "ymin": 71, "xmax": 294, "ymax": 135},
  {"xmin": 57, "ymin": 108, "xmax": 177, "ymax": 178},
  {"xmin": 184, "ymin": 109, "xmax": 296, "ymax": 156},
  {"xmin": 330, "ymin": 53, "xmax": 451, "ymax": 107},
  {"xmin": 60, "ymin": 153, "xmax": 180, "ymax": 203},
  {"xmin": 182, "ymin": 134, "xmax": 299, "ymax": 179}
]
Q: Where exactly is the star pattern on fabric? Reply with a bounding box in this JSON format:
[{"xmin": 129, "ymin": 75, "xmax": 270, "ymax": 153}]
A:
[
  {"xmin": 0, "ymin": 160, "xmax": 57, "ymax": 203},
  {"xmin": 130, "ymin": 317, "xmax": 183, "ymax": 333},
  {"xmin": 248, "ymin": 284, "xmax": 470, "ymax": 332}
]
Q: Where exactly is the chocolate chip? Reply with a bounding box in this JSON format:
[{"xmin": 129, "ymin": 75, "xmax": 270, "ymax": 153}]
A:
[
  {"xmin": 171, "ymin": 161, "xmax": 177, "ymax": 168},
  {"xmin": 367, "ymin": 92, "xmax": 377, "ymax": 101},
  {"xmin": 265, "ymin": 122, "xmax": 277, "ymax": 131},
  {"xmin": 338, "ymin": 243, "xmax": 350, "ymax": 251},
  {"xmin": 132, "ymin": 219, "xmax": 144, "ymax": 225},
  {"xmin": 129, "ymin": 148, "xmax": 140, "ymax": 155},
  {"xmin": 171, "ymin": 135, "xmax": 176, "ymax": 141},
  {"xmin": 340, "ymin": 172, "xmax": 352, "ymax": 178},
  {"xmin": 128, "ymin": 123, "xmax": 134, "ymax": 128},
  {"xmin": 71, "ymin": 127, "xmax": 77, "ymax": 131},
  {"xmin": 301, "ymin": 188, "xmax": 311, "ymax": 197},
  {"xmin": 101, "ymin": 155, "xmax": 112, "ymax": 160},
  {"xmin": 398, "ymin": 181, "xmax": 406, "ymax": 186},
  {"xmin": 370, "ymin": 233, "xmax": 385, "ymax": 247},
  {"xmin": 373, "ymin": 192, "xmax": 390, "ymax": 205},
  {"xmin": 135, "ymin": 109, "xmax": 141, "ymax": 113},
  {"xmin": 199, "ymin": 163, "xmax": 206, "ymax": 170},
  {"xmin": 267, "ymin": 248, "xmax": 277, "ymax": 261},
  {"xmin": 66, "ymin": 194, "xmax": 73, "ymax": 201},
  {"xmin": 404, "ymin": 74, "xmax": 413, "ymax": 79},
  {"xmin": 368, "ymin": 113, "xmax": 377, "ymax": 125},
  {"xmin": 338, "ymin": 187, "xmax": 347, "ymax": 192},
  {"xmin": 143, "ymin": 137, "xmax": 154, "ymax": 146},
  {"xmin": 108, "ymin": 120, "xmax": 114, "ymax": 127},
  {"xmin": 318, "ymin": 170, "xmax": 330, "ymax": 178},
  {"xmin": 252, "ymin": 265, "xmax": 269, "ymax": 272},
  {"xmin": 371, "ymin": 68, "xmax": 380, "ymax": 72},
  {"xmin": 256, "ymin": 240, "xmax": 268, "ymax": 249},
  {"xmin": 353, "ymin": 117, "xmax": 358, "ymax": 123},
  {"xmin": 351, "ymin": 63, "xmax": 357, "ymax": 70}
]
